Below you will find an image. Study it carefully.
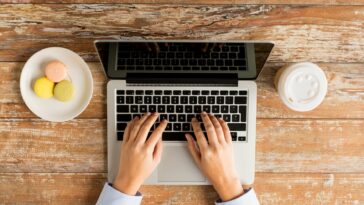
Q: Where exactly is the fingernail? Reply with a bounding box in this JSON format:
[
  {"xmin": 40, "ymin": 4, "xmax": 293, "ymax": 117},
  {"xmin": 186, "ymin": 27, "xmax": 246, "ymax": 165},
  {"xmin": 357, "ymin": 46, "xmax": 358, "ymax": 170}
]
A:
[
  {"xmin": 192, "ymin": 117, "xmax": 196, "ymax": 121},
  {"xmin": 201, "ymin": 112, "xmax": 207, "ymax": 116},
  {"xmin": 146, "ymin": 112, "xmax": 151, "ymax": 116},
  {"xmin": 153, "ymin": 112, "xmax": 159, "ymax": 115}
]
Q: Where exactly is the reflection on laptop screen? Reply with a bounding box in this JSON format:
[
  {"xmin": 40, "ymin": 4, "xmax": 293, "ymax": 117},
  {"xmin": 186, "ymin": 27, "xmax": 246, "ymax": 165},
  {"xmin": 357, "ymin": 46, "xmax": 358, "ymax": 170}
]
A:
[{"xmin": 95, "ymin": 41, "xmax": 273, "ymax": 80}]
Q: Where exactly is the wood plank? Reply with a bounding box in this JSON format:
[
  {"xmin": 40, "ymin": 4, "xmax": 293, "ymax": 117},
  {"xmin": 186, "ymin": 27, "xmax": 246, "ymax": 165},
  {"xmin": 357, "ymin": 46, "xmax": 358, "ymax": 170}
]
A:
[
  {"xmin": 0, "ymin": 173, "xmax": 363, "ymax": 204},
  {"xmin": 1, "ymin": 5, "xmax": 364, "ymax": 62},
  {"xmin": 2, "ymin": 0, "xmax": 364, "ymax": 5},
  {"xmin": 2, "ymin": 62, "xmax": 362, "ymax": 119},
  {"xmin": 0, "ymin": 119, "xmax": 363, "ymax": 173}
]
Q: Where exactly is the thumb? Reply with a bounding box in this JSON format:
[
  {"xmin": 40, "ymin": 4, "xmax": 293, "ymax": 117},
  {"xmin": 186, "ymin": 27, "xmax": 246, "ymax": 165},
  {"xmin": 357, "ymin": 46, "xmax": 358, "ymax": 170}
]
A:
[{"xmin": 185, "ymin": 134, "xmax": 201, "ymax": 167}]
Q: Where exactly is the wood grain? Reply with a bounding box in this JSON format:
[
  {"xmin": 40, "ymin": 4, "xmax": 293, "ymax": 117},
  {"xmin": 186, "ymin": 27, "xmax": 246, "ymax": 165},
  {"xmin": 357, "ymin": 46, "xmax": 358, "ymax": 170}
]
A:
[
  {"xmin": 2, "ymin": 62, "xmax": 362, "ymax": 119},
  {"xmin": 2, "ymin": 0, "xmax": 364, "ymax": 4},
  {"xmin": 1, "ymin": 119, "xmax": 363, "ymax": 173},
  {"xmin": 1, "ymin": 4, "xmax": 364, "ymax": 63},
  {"xmin": 0, "ymin": 173, "xmax": 363, "ymax": 205}
]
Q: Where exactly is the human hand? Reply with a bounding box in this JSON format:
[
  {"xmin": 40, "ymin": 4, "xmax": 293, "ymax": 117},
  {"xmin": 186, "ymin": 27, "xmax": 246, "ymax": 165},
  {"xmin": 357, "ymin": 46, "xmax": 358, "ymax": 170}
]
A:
[
  {"xmin": 113, "ymin": 112, "xmax": 168, "ymax": 195},
  {"xmin": 185, "ymin": 112, "xmax": 244, "ymax": 201}
]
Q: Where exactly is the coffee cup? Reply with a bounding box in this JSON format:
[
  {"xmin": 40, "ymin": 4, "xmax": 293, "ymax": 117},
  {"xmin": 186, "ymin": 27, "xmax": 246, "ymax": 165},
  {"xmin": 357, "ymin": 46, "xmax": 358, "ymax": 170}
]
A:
[{"xmin": 274, "ymin": 62, "xmax": 327, "ymax": 112}]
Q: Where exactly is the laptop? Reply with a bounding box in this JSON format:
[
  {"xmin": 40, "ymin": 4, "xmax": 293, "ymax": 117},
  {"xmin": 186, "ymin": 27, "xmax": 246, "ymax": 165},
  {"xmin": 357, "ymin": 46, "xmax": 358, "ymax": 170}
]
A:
[{"xmin": 95, "ymin": 40, "xmax": 274, "ymax": 185}]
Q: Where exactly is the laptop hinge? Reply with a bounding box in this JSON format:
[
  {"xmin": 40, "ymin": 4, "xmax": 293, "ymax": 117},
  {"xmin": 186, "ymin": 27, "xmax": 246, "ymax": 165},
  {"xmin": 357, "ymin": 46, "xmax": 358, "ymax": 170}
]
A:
[{"xmin": 125, "ymin": 73, "xmax": 238, "ymax": 86}]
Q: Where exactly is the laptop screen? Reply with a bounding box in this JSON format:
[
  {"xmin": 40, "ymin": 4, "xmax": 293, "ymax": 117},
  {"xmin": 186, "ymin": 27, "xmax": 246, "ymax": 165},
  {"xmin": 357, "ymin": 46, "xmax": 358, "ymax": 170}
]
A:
[{"xmin": 95, "ymin": 41, "xmax": 274, "ymax": 80}]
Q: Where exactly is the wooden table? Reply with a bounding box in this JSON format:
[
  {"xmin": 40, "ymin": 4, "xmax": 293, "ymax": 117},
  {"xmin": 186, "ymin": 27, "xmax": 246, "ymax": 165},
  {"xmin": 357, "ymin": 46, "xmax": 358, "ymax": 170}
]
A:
[{"xmin": 0, "ymin": 1, "xmax": 363, "ymax": 204}]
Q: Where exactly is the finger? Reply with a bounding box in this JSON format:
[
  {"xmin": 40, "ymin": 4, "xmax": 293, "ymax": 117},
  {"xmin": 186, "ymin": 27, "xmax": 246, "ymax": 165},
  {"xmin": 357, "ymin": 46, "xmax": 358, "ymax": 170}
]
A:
[
  {"xmin": 136, "ymin": 112, "xmax": 159, "ymax": 144},
  {"xmin": 123, "ymin": 118, "xmax": 135, "ymax": 142},
  {"xmin": 129, "ymin": 113, "xmax": 151, "ymax": 142},
  {"xmin": 201, "ymin": 112, "xmax": 218, "ymax": 146},
  {"xmin": 208, "ymin": 113, "xmax": 225, "ymax": 144},
  {"xmin": 218, "ymin": 118, "xmax": 232, "ymax": 143},
  {"xmin": 185, "ymin": 134, "xmax": 201, "ymax": 168},
  {"xmin": 153, "ymin": 138, "xmax": 163, "ymax": 164},
  {"xmin": 191, "ymin": 117, "xmax": 208, "ymax": 150},
  {"xmin": 147, "ymin": 119, "xmax": 168, "ymax": 148},
  {"xmin": 152, "ymin": 42, "xmax": 160, "ymax": 53}
]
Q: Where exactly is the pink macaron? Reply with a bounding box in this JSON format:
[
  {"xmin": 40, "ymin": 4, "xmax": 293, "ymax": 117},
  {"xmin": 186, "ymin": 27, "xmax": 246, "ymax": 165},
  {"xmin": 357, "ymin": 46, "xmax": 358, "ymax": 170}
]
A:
[{"xmin": 45, "ymin": 60, "xmax": 67, "ymax": 83}]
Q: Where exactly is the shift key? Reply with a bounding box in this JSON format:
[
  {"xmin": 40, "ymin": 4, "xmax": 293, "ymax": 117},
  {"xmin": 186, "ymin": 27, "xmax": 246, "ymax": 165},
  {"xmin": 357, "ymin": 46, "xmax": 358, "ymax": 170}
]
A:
[
  {"xmin": 117, "ymin": 105, "xmax": 129, "ymax": 113},
  {"xmin": 228, "ymin": 123, "xmax": 246, "ymax": 131}
]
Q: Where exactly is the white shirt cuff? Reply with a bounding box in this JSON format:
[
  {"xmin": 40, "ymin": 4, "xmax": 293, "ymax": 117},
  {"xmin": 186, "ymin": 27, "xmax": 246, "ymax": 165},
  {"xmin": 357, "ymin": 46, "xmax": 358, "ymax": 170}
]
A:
[
  {"xmin": 96, "ymin": 183, "xmax": 143, "ymax": 205},
  {"xmin": 215, "ymin": 188, "xmax": 260, "ymax": 205}
]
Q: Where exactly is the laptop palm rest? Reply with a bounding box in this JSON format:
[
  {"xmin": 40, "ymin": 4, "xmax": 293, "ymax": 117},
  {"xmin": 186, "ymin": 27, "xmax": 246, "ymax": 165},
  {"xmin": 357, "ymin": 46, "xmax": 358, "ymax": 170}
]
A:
[{"xmin": 158, "ymin": 144, "xmax": 206, "ymax": 182}]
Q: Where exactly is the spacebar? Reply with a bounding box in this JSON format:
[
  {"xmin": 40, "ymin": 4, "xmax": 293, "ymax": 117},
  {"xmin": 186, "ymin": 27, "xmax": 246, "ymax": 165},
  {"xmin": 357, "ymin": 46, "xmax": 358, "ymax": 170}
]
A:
[{"xmin": 162, "ymin": 132, "xmax": 187, "ymax": 141}]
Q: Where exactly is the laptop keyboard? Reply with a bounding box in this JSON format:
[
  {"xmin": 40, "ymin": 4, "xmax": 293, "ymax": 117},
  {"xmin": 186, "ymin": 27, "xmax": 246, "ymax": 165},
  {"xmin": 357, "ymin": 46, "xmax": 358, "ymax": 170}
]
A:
[
  {"xmin": 117, "ymin": 43, "xmax": 247, "ymax": 71},
  {"xmin": 116, "ymin": 89, "xmax": 248, "ymax": 142}
]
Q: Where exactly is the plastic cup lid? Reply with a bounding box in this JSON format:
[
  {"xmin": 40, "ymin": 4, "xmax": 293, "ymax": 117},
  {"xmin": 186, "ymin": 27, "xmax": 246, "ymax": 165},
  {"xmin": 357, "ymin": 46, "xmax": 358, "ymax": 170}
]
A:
[{"xmin": 277, "ymin": 62, "xmax": 327, "ymax": 112}]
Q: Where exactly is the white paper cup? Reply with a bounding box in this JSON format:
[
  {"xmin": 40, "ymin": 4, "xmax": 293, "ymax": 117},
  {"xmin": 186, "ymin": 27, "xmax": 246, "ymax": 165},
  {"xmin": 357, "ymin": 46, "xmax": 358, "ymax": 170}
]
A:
[{"xmin": 274, "ymin": 62, "xmax": 327, "ymax": 112}]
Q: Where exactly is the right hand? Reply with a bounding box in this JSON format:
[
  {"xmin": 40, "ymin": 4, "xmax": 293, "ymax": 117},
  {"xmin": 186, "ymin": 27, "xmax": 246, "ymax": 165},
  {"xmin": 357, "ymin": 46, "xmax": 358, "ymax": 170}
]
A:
[{"xmin": 185, "ymin": 112, "xmax": 244, "ymax": 202}]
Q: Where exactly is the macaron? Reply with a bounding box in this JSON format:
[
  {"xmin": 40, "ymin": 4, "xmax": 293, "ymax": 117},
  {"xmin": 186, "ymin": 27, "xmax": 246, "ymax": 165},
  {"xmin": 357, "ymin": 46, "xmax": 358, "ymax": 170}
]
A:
[
  {"xmin": 54, "ymin": 80, "xmax": 75, "ymax": 102},
  {"xmin": 45, "ymin": 60, "xmax": 67, "ymax": 83},
  {"xmin": 33, "ymin": 77, "xmax": 55, "ymax": 99}
]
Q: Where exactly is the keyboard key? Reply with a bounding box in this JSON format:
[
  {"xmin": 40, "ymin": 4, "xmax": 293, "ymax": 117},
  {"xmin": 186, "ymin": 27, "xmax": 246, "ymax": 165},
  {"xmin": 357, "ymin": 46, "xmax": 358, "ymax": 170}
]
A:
[
  {"xmin": 167, "ymin": 105, "xmax": 174, "ymax": 113},
  {"xmin": 172, "ymin": 96, "xmax": 179, "ymax": 104},
  {"xmin": 207, "ymin": 97, "xmax": 215, "ymax": 104},
  {"xmin": 145, "ymin": 90, "xmax": 153, "ymax": 95},
  {"xmin": 198, "ymin": 96, "xmax": 206, "ymax": 104},
  {"xmin": 135, "ymin": 96, "xmax": 143, "ymax": 104},
  {"xmin": 202, "ymin": 105, "xmax": 210, "ymax": 113},
  {"xmin": 154, "ymin": 90, "xmax": 162, "ymax": 95},
  {"xmin": 126, "ymin": 90, "xmax": 134, "ymax": 95},
  {"xmin": 238, "ymin": 136, "xmax": 246, "ymax": 141},
  {"xmin": 131, "ymin": 105, "xmax": 138, "ymax": 113},
  {"xmin": 231, "ymin": 132, "xmax": 237, "ymax": 141},
  {"xmin": 212, "ymin": 106, "xmax": 220, "ymax": 113},
  {"xmin": 192, "ymin": 90, "xmax": 200, "ymax": 95},
  {"xmin": 117, "ymin": 90, "xmax": 125, "ymax": 95},
  {"xmin": 239, "ymin": 91, "xmax": 247, "ymax": 95},
  {"xmin": 117, "ymin": 114, "xmax": 132, "ymax": 121},
  {"xmin": 194, "ymin": 105, "xmax": 202, "ymax": 113},
  {"xmin": 217, "ymin": 97, "xmax": 224, "ymax": 104},
  {"xmin": 220, "ymin": 90, "xmax": 228, "ymax": 95},
  {"xmin": 178, "ymin": 114, "xmax": 186, "ymax": 122},
  {"xmin": 202, "ymin": 90, "xmax": 209, "ymax": 95},
  {"xmin": 183, "ymin": 123, "xmax": 190, "ymax": 131},
  {"xmin": 140, "ymin": 105, "xmax": 147, "ymax": 113},
  {"xmin": 176, "ymin": 106, "xmax": 184, "ymax": 113},
  {"xmin": 230, "ymin": 105, "xmax": 238, "ymax": 113},
  {"xmin": 181, "ymin": 96, "xmax": 188, "ymax": 104},
  {"xmin": 187, "ymin": 114, "xmax": 195, "ymax": 122},
  {"xmin": 211, "ymin": 91, "xmax": 219, "ymax": 95},
  {"xmin": 225, "ymin": 96, "xmax": 234, "ymax": 104},
  {"xmin": 149, "ymin": 105, "xmax": 156, "ymax": 112},
  {"xmin": 117, "ymin": 132, "xmax": 124, "ymax": 141},
  {"xmin": 239, "ymin": 106, "xmax": 246, "ymax": 122},
  {"xmin": 221, "ymin": 105, "xmax": 229, "ymax": 113},
  {"xmin": 165, "ymin": 124, "xmax": 172, "ymax": 131},
  {"xmin": 185, "ymin": 105, "xmax": 193, "ymax": 113},
  {"xmin": 235, "ymin": 96, "xmax": 247, "ymax": 104},
  {"xmin": 158, "ymin": 105, "xmax": 166, "ymax": 113},
  {"xmin": 169, "ymin": 114, "xmax": 177, "ymax": 122},
  {"xmin": 144, "ymin": 96, "xmax": 152, "ymax": 104},
  {"xmin": 162, "ymin": 132, "xmax": 185, "ymax": 141},
  {"xmin": 117, "ymin": 123, "xmax": 128, "ymax": 131},
  {"xmin": 223, "ymin": 114, "xmax": 231, "ymax": 122},
  {"xmin": 117, "ymin": 96, "xmax": 124, "ymax": 104},
  {"xmin": 183, "ymin": 90, "xmax": 191, "ymax": 95},
  {"xmin": 228, "ymin": 123, "xmax": 246, "ymax": 131},
  {"xmin": 232, "ymin": 114, "xmax": 240, "ymax": 122},
  {"xmin": 160, "ymin": 114, "xmax": 168, "ymax": 121},
  {"xmin": 173, "ymin": 90, "xmax": 181, "ymax": 95},
  {"xmin": 164, "ymin": 90, "xmax": 172, "ymax": 95},
  {"xmin": 189, "ymin": 96, "xmax": 197, "ymax": 104},
  {"xmin": 126, "ymin": 96, "xmax": 134, "ymax": 104},
  {"xmin": 117, "ymin": 105, "xmax": 129, "ymax": 113},
  {"xmin": 162, "ymin": 96, "xmax": 170, "ymax": 104},
  {"xmin": 173, "ymin": 123, "xmax": 181, "ymax": 131},
  {"xmin": 136, "ymin": 90, "xmax": 143, "ymax": 95},
  {"xmin": 153, "ymin": 96, "xmax": 161, "ymax": 104}
]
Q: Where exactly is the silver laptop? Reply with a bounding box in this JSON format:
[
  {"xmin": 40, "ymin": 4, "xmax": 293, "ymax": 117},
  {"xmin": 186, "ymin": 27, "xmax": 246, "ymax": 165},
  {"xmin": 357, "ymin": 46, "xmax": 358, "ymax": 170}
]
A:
[{"xmin": 95, "ymin": 40, "xmax": 274, "ymax": 185}]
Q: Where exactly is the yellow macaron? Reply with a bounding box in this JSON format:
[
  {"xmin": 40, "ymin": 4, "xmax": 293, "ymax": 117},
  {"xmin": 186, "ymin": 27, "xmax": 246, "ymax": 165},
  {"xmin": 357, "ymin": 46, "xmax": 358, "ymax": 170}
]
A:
[
  {"xmin": 33, "ymin": 77, "xmax": 55, "ymax": 99},
  {"xmin": 54, "ymin": 80, "xmax": 75, "ymax": 102}
]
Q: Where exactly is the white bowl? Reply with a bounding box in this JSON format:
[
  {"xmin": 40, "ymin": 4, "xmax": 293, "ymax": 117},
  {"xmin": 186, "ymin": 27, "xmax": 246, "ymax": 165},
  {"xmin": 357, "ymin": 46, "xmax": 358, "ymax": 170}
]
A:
[{"xmin": 20, "ymin": 47, "xmax": 93, "ymax": 122}]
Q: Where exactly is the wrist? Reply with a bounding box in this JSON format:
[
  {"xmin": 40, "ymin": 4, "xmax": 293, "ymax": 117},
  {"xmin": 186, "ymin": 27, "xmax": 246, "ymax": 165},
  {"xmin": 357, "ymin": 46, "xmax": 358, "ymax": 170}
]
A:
[
  {"xmin": 213, "ymin": 177, "xmax": 244, "ymax": 202},
  {"xmin": 113, "ymin": 175, "xmax": 141, "ymax": 196}
]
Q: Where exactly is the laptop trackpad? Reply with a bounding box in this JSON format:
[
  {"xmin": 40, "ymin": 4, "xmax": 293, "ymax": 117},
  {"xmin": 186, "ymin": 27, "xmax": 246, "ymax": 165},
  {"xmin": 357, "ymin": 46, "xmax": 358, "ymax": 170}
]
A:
[{"xmin": 158, "ymin": 145, "xmax": 206, "ymax": 182}]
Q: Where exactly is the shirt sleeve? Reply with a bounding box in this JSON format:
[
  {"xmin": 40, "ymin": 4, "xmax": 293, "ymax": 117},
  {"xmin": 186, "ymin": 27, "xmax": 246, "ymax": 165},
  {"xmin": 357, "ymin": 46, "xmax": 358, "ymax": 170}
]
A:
[
  {"xmin": 215, "ymin": 188, "xmax": 259, "ymax": 205},
  {"xmin": 96, "ymin": 183, "xmax": 143, "ymax": 205}
]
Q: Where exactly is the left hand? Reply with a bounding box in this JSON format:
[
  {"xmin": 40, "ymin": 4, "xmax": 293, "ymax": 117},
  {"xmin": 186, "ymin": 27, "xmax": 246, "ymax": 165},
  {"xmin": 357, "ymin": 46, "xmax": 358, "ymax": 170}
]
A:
[{"xmin": 113, "ymin": 112, "xmax": 168, "ymax": 195}]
